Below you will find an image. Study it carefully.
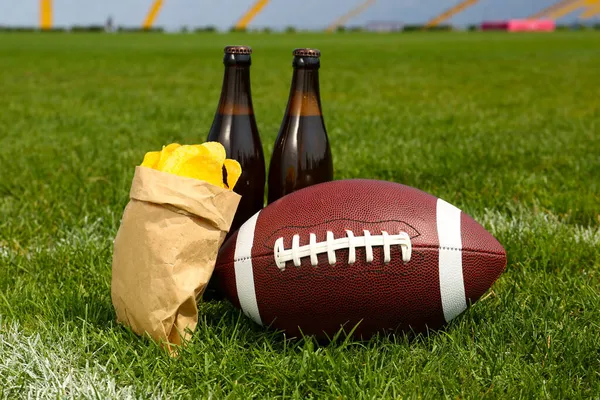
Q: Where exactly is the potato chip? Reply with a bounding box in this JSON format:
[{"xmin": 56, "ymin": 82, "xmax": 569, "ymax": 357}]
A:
[
  {"xmin": 141, "ymin": 151, "xmax": 160, "ymax": 169},
  {"xmin": 198, "ymin": 142, "xmax": 226, "ymax": 166},
  {"xmin": 223, "ymin": 159, "xmax": 242, "ymax": 190},
  {"xmin": 173, "ymin": 153, "xmax": 224, "ymax": 187},
  {"xmin": 140, "ymin": 141, "xmax": 241, "ymax": 189},
  {"xmin": 160, "ymin": 145, "xmax": 206, "ymax": 175},
  {"xmin": 157, "ymin": 143, "xmax": 181, "ymax": 170}
]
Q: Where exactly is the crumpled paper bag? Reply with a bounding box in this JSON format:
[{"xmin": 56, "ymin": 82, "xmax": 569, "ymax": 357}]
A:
[{"xmin": 111, "ymin": 166, "xmax": 240, "ymax": 348}]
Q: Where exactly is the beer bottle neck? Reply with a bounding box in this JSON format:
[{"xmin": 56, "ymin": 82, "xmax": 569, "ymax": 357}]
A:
[
  {"xmin": 218, "ymin": 64, "xmax": 254, "ymax": 115},
  {"xmin": 285, "ymin": 67, "xmax": 323, "ymax": 117}
]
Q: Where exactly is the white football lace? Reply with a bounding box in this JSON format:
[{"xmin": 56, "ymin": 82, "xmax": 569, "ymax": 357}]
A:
[{"xmin": 273, "ymin": 230, "xmax": 412, "ymax": 270}]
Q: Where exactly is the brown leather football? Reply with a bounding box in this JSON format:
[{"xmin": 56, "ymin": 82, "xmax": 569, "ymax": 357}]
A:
[{"xmin": 214, "ymin": 179, "xmax": 507, "ymax": 339}]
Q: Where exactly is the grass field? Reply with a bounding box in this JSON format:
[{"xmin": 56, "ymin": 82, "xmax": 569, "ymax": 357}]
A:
[{"xmin": 0, "ymin": 31, "xmax": 599, "ymax": 398}]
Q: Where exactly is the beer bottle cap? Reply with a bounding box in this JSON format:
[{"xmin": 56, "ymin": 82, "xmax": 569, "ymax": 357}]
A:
[
  {"xmin": 293, "ymin": 48, "xmax": 320, "ymax": 58},
  {"xmin": 224, "ymin": 45, "xmax": 252, "ymax": 55}
]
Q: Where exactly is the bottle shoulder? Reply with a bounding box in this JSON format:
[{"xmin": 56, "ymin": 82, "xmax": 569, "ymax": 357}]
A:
[{"xmin": 277, "ymin": 115, "xmax": 328, "ymax": 138}]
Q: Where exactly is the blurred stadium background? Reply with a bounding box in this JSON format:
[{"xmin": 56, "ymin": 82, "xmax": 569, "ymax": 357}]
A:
[{"xmin": 1, "ymin": 0, "xmax": 600, "ymax": 32}]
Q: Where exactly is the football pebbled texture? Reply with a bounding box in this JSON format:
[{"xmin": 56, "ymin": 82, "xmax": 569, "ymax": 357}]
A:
[{"xmin": 214, "ymin": 179, "xmax": 507, "ymax": 339}]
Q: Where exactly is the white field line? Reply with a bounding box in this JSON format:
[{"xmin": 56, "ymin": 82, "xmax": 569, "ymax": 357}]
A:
[
  {"xmin": 51, "ymin": 216, "xmax": 113, "ymax": 251},
  {"xmin": 0, "ymin": 216, "xmax": 112, "ymax": 261},
  {"xmin": 0, "ymin": 322, "xmax": 171, "ymax": 399},
  {"xmin": 479, "ymin": 208, "xmax": 600, "ymax": 246},
  {"xmin": 0, "ymin": 245, "xmax": 9, "ymax": 259}
]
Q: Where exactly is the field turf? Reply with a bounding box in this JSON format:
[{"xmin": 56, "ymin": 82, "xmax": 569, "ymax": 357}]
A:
[{"xmin": 0, "ymin": 31, "xmax": 599, "ymax": 399}]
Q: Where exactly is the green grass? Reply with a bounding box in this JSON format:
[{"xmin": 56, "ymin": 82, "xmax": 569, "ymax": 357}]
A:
[{"xmin": 0, "ymin": 31, "xmax": 599, "ymax": 398}]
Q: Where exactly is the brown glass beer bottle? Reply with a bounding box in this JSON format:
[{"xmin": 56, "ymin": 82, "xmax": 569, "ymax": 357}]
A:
[
  {"xmin": 267, "ymin": 48, "xmax": 333, "ymax": 204},
  {"xmin": 207, "ymin": 45, "xmax": 266, "ymax": 234}
]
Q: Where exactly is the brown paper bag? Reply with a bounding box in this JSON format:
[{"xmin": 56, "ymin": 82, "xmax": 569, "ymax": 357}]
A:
[{"xmin": 111, "ymin": 166, "xmax": 240, "ymax": 348}]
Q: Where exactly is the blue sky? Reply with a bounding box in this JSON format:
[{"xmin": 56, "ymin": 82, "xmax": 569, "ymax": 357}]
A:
[{"xmin": 0, "ymin": 0, "xmax": 596, "ymax": 30}]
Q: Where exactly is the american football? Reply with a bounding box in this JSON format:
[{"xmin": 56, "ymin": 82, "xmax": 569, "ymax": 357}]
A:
[{"xmin": 214, "ymin": 179, "xmax": 507, "ymax": 339}]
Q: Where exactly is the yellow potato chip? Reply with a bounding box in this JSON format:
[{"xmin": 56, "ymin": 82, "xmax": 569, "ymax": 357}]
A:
[
  {"xmin": 156, "ymin": 143, "xmax": 181, "ymax": 170},
  {"xmin": 160, "ymin": 145, "xmax": 205, "ymax": 174},
  {"xmin": 140, "ymin": 151, "xmax": 160, "ymax": 169},
  {"xmin": 174, "ymin": 153, "xmax": 223, "ymax": 187},
  {"xmin": 223, "ymin": 159, "xmax": 242, "ymax": 190},
  {"xmin": 143, "ymin": 142, "xmax": 239, "ymax": 188},
  {"xmin": 198, "ymin": 142, "xmax": 226, "ymax": 166}
]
